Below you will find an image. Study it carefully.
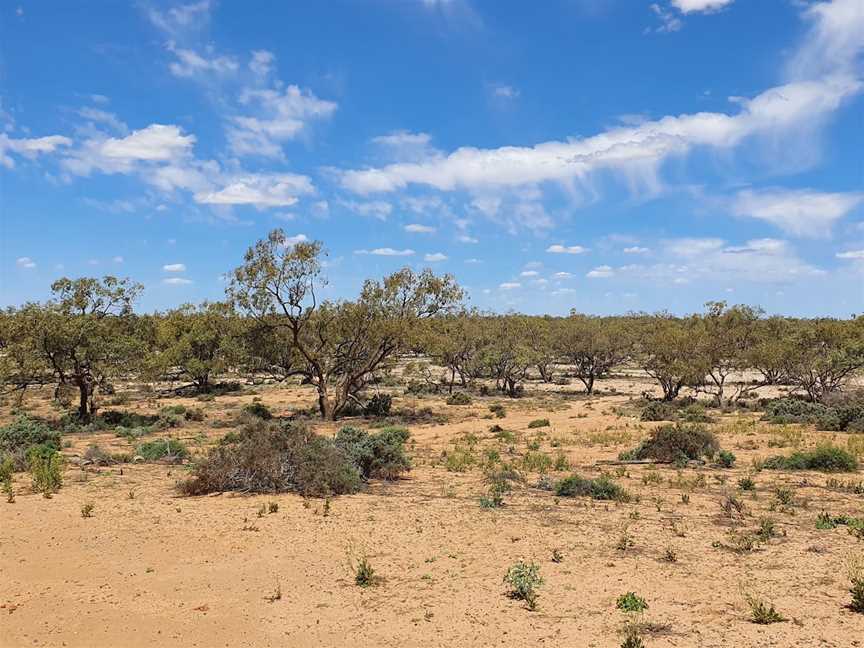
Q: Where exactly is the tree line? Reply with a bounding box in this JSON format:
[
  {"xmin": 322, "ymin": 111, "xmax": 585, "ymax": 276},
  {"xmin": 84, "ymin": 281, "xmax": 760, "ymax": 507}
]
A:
[{"xmin": 2, "ymin": 229, "xmax": 863, "ymax": 422}]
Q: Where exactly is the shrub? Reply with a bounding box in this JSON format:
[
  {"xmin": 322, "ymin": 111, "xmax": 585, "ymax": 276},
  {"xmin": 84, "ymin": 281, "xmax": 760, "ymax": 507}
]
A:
[
  {"xmin": 80, "ymin": 502, "xmax": 94, "ymax": 518},
  {"xmin": 716, "ymin": 450, "xmax": 736, "ymax": 468},
  {"xmin": 850, "ymin": 558, "xmax": 864, "ymax": 613},
  {"xmin": 620, "ymin": 423, "xmax": 719, "ymax": 463},
  {"xmin": 98, "ymin": 410, "xmax": 159, "ymax": 428},
  {"xmin": 527, "ymin": 418, "xmax": 550, "ymax": 429},
  {"xmin": 334, "ymin": 425, "xmax": 411, "ymax": 480},
  {"xmin": 616, "ymin": 592, "xmax": 648, "ymax": 614},
  {"xmin": 179, "ymin": 420, "xmax": 362, "ymax": 497},
  {"xmin": 640, "ymin": 401, "xmax": 675, "ymax": 422},
  {"xmin": 761, "ymin": 445, "xmax": 858, "ymax": 473},
  {"xmin": 83, "ymin": 444, "xmax": 116, "ymax": 466},
  {"xmin": 522, "ymin": 451, "xmax": 552, "ymax": 473},
  {"xmin": 489, "ymin": 404, "xmax": 506, "ymax": 418},
  {"xmin": 28, "ymin": 445, "xmax": 63, "ymax": 497},
  {"xmin": 136, "ymin": 438, "xmax": 189, "ymax": 462},
  {"xmin": 745, "ymin": 594, "xmax": 785, "ymax": 624},
  {"xmin": 679, "ymin": 403, "xmax": 713, "ymax": 423},
  {"xmin": 446, "ymin": 392, "xmax": 472, "ymax": 406},
  {"xmin": 503, "ymin": 561, "xmax": 542, "ymax": 610},
  {"xmin": 0, "ymin": 416, "xmax": 61, "ymax": 469},
  {"xmin": 555, "ymin": 474, "xmax": 629, "ymax": 501},
  {"xmin": 738, "ymin": 475, "xmax": 756, "ymax": 491},
  {"xmin": 363, "ymin": 393, "xmax": 392, "ymax": 417},
  {"xmin": 762, "ymin": 398, "xmax": 826, "ymax": 425},
  {"xmin": 242, "ymin": 402, "xmax": 273, "ymax": 420},
  {"xmin": 354, "ymin": 557, "xmax": 377, "ymax": 587}
]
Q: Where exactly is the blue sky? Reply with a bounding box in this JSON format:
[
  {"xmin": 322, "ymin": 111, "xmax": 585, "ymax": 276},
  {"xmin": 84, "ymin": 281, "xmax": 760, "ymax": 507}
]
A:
[{"xmin": 1, "ymin": 0, "xmax": 862, "ymax": 316}]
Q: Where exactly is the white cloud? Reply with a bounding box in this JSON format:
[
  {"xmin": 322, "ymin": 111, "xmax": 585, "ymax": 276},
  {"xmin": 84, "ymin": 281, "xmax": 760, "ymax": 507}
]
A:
[
  {"xmin": 547, "ymin": 244, "xmax": 588, "ymax": 254},
  {"xmin": 457, "ymin": 234, "xmax": 479, "ymax": 243},
  {"xmin": 112, "ymin": 256, "xmax": 124, "ymax": 263},
  {"xmin": 163, "ymin": 263, "xmax": 187, "ymax": 272},
  {"xmin": 167, "ymin": 43, "xmax": 239, "ymax": 78},
  {"xmin": 424, "ymin": 252, "xmax": 448, "ymax": 262},
  {"xmin": 586, "ymin": 265, "xmax": 614, "ymax": 278},
  {"xmin": 77, "ymin": 107, "xmax": 128, "ymax": 134},
  {"xmin": 837, "ymin": 250, "xmax": 864, "ymax": 260},
  {"xmin": 16, "ymin": 256, "xmax": 36, "ymax": 269},
  {"xmin": 194, "ymin": 173, "xmax": 314, "ymax": 208},
  {"xmin": 623, "ymin": 246, "xmax": 650, "ymax": 254},
  {"xmin": 788, "ymin": 0, "xmax": 864, "ymax": 80},
  {"xmin": 670, "ymin": 0, "xmax": 733, "ymax": 14},
  {"xmin": 228, "ymin": 84, "xmax": 337, "ymax": 158},
  {"xmin": 163, "ymin": 277, "xmax": 193, "ymax": 285},
  {"xmin": 491, "ymin": 84, "xmax": 519, "ymax": 99},
  {"xmin": 465, "ymin": 258, "xmax": 482, "ymax": 264},
  {"xmin": 520, "ymin": 270, "xmax": 539, "ymax": 277},
  {"xmin": 0, "ymin": 133, "xmax": 72, "ymax": 169},
  {"xmin": 339, "ymin": 199, "xmax": 393, "ymax": 220},
  {"xmin": 405, "ymin": 223, "xmax": 436, "ymax": 233},
  {"xmin": 249, "ymin": 50, "xmax": 275, "ymax": 77},
  {"xmin": 354, "ymin": 248, "xmax": 415, "ymax": 256},
  {"xmin": 650, "ymin": 3, "xmax": 682, "ymax": 32},
  {"xmin": 499, "ymin": 282, "xmax": 521, "ymax": 290},
  {"xmin": 553, "ymin": 271, "xmax": 572, "ymax": 279},
  {"xmin": 284, "ymin": 234, "xmax": 309, "ymax": 246},
  {"xmin": 732, "ymin": 188, "xmax": 864, "ymax": 238},
  {"xmin": 148, "ymin": 0, "xmax": 211, "ymax": 34},
  {"xmin": 372, "ymin": 131, "xmax": 432, "ymax": 147}
]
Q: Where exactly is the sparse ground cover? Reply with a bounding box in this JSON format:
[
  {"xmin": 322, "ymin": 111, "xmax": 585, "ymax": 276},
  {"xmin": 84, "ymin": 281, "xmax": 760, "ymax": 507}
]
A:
[{"xmin": 1, "ymin": 371, "xmax": 863, "ymax": 647}]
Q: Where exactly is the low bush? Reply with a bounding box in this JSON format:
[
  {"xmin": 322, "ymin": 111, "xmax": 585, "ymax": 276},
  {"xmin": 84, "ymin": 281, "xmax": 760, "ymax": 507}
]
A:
[
  {"xmin": 640, "ymin": 401, "xmax": 675, "ymax": 422},
  {"xmin": 555, "ymin": 474, "xmax": 630, "ymax": 501},
  {"xmin": 619, "ymin": 423, "xmax": 719, "ymax": 463},
  {"xmin": 489, "ymin": 404, "xmax": 506, "ymax": 418},
  {"xmin": 179, "ymin": 420, "xmax": 363, "ymax": 497},
  {"xmin": 503, "ymin": 561, "xmax": 542, "ymax": 610},
  {"xmin": 334, "ymin": 425, "xmax": 411, "ymax": 480},
  {"xmin": 242, "ymin": 402, "xmax": 273, "ymax": 420},
  {"xmin": 527, "ymin": 418, "xmax": 550, "ymax": 429},
  {"xmin": 762, "ymin": 394, "xmax": 864, "ymax": 432},
  {"xmin": 0, "ymin": 416, "xmax": 62, "ymax": 470},
  {"xmin": 363, "ymin": 393, "xmax": 392, "ymax": 417},
  {"xmin": 136, "ymin": 438, "xmax": 189, "ymax": 462},
  {"xmin": 761, "ymin": 445, "xmax": 858, "ymax": 473},
  {"xmin": 616, "ymin": 592, "xmax": 648, "ymax": 614},
  {"xmin": 28, "ymin": 444, "xmax": 63, "ymax": 497},
  {"xmin": 446, "ymin": 392, "xmax": 472, "ymax": 406}
]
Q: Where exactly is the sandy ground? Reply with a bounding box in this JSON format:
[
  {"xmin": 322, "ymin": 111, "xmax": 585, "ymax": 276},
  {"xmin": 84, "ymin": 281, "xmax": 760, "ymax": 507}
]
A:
[{"xmin": 1, "ymin": 375, "xmax": 863, "ymax": 647}]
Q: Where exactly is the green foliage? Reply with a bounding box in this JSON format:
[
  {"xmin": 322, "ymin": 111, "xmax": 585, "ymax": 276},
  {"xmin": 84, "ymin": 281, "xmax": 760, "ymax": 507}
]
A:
[
  {"xmin": 0, "ymin": 416, "xmax": 61, "ymax": 469},
  {"xmin": 446, "ymin": 391, "xmax": 472, "ymax": 406},
  {"xmin": 364, "ymin": 393, "xmax": 392, "ymax": 417},
  {"xmin": 527, "ymin": 418, "xmax": 550, "ymax": 429},
  {"xmin": 136, "ymin": 438, "xmax": 189, "ymax": 462},
  {"xmin": 745, "ymin": 594, "xmax": 785, "ymax": 624},
  {"xmin": 80, "ymin": 502, "xmax": 94, "ymax": 518},
  {"xmin": 716, "ymin": 449, "xmax": 736, "ymax": 468},
  {"xmin": 620, "ymin": 423, "xmax": 719, "ymax": 463},
  {"xmin": 503, "ymin": 561, "xmax": 542, "ymax": 610},
  {"xmin": 334, "ymin": 425, "xmax": 411, "ymax": 480},
  {"xmin": 242, "ymin": 402, "xmax": 273, "ymax": 420},
  {"xmin": 521, "ymin": 451, "xmax": 552, "ymax": 473},
  {"xmin": 489, "ymin": 403, "xmax": 506, "ymax": 418},
  {"xmin": 354, "ymin": 557, "xmax": 377, "ymax": 588},
  {"xmin": 555, "ymin": 474, "xmax": 630, "ymax": 501},
  {"xmin": 640, "ymin": 401, "xmax": 675, "ymax": 421},
  {"xmin": 616, "ymin": 592, "xmax": 648, "ymax": 614},
  {"xmin": 761, "ymin": 444, "xmax": 858, "ymax": 472},
  {"xmin": 179, "ymin": 420, "xmax": 362, "ymax": 497},
  {"xmin": 738, "ymin": 475, "xmax": 756, "ymax": 491},
  {"xmin": 28, "ymin": 445, "xmax": 63, "ymax": 497}
]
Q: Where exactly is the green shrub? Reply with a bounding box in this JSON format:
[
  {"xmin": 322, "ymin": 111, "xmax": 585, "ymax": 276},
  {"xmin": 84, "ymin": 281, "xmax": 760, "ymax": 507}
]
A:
[
  {"xmin": 761, "ymin": 445, "xmax": 858, "ymax": 473},
  {"xmin": 640, "ymin": 401, "xmax": 675, "ymax": 422},
  {"xmin": 179, "ymin": 420, "xmax": 362, "ymax": 497},
  {"xmin": 716, "ymin": 450, "xmax": 736, "ymax": 468},
  {"xmin": 762, "ymin": 398, "xmax": 826, "ymax": 425},
  {"xmin": 522, "ymin": 451, "xmax": 552, "ymax": 473},
  {"xmin": 136, "ymin": 438, "xmax": 189, "ymax": 462},
  {"xmin": 616, "ymin": 592, "xmax": 648, "ymax": 614},
  {"xmin": 503, "ymin": 561, "xmax": 542, "ymax": 610},
  {"xmin": 242, "ymin": 402, "xmax": 273, "ymax": 420},
  {"xmin": 28, "ymin": 445, "xmax": 63, "ymax": 497},
  {"xmin": 555, "ymin": 474, "xmax": 629, "ymax": 501},
  {"xmin": 446, "ymin": 392, "xmax": 472, "ymax": 406},
  {"xmin": 745, "ymin": 594, "xmax": 785, "ymax": 624},
  {"xmin": 0, "ymin": 416, "xmax": 61, "ymax": 469},
  {"xmin": 354, "ymin": 557, "xmax": 377, "ymax": 587},
  {"xmin": 334, "ymin": 425, "xmax": 411, "ymax": 480},
  {"xmin": 99, "ymin": 410, "xmax": 159, "ymax": 428},
  {"xmin": 489, "ymin": 404, "xmax": 506, "ymax": 418},
  {"xmin": 679, "ymin": 403, "xmax": 713, "ymax": 423},
  {"xmin": 527, "ymin": 418, "xmax": 550, "ymax": 429},
  {"xmin": 363, "ymin": 393, "xmax": 392, "ymax": 417},
  {"xmin": 620, "ymin": 423, "xmax": 719, "ymax": 463}
]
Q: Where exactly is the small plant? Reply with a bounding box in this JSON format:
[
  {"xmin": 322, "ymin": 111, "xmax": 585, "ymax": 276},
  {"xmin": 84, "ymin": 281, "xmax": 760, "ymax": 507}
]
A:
[
  {"xmin": 555, "ymin": 474, "xmax": 630, "ymax": 501},
  {"xmin": 242, "ymin": 402, "xmax": 273, "ymax": 420},
  {"xmin": 504, "ymin": 561, "xmax": 542, "ymax": 610},
  {"xmin": 620, "ymin": 626, "xmax": 645, "ymax": 648},
  {"xmin": 268, "ymin": 501, "xmax": 279, "ymax": 514},
  {"xmin": 551, "ymin": 548, "xmax": 564, "ymax": 563},
  {"xmin": 849, "ymin": 556, "xmax": 864, "ymax": 613},
  {"xmin": 265, "ymin": 579, "xmax": 282, "ymax": 602},
  {"xmin": 80, "ymin": 502, "xmax": 94, "ymax": 518},
  {"xmin": 773, "ymin": 486, "xmax": 794, "ymax": 506},
  {"xmin": 756, "ymin": 517, "xmax": 778, "ymax": 542},
  {"xmin": 136, "ymin": 438, "xmax": 189, "ymax": 462},
  {"xmin": 28, "ymin": 445, "xmax": 63, "ymax": 497},
  {"xmin": 489, "ymin": 404, "xmax": 506, "ymax": 418},
  {"xmin": 527, "ymin": 418, "xmax": 550, "ymax": 429},
  {"xmin": 716, "ymin": 450, "xmax": 736, "ymax": 468},
  {"xmin": 1, "ymin": 457, "xmax": 14, "ymax": 503},
  {"xmin": 446, "ymin": 392, "xmax": 472, "ymax": 406},
  {"xmin": 662, "ymin": 545, "xmax": 678, "ymax": 563},
  {"xmin": 761, "ymin": 445, "xmax": 858, "ymax": 473},
  {"xmin": 719, "ymin": 494, "xmax": 747, "ymax": 518},
  {"xmin": 616, "ymin": 592, "xmax": 648, "ymax": 614},
  {"xmin": 354, "ymin": 557, "xmax": 377, "ymax": 587},
  {"xmin": 616, "ymin": 529, "xmax": 635, "ymax": 552},
  {"xmin": 738, "ymin": 475, "xmax": 756, "ymax": 491},
  {"xmin": 745, "ymin": 593, "xmax": 785, "ymax": 624}
]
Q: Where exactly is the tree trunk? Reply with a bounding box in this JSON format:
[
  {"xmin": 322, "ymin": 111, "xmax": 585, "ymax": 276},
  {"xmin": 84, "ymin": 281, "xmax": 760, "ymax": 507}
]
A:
[
  {"xmin": 77, "ymin": 379, "xmax": 93, "ymax": 423},
  {"xmin": 583, "ymin": 374, "xmax": 595, "ymax": 395}
]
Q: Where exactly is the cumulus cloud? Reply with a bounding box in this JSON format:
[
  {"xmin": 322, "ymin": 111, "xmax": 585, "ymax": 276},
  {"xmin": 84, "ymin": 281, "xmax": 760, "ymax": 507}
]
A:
[
  {"xmin": 499, "ymin": 282, "xmax": 521, "ymax": 290},
  {"xmin": 0, "ymin": 133, "xmax": 72, "ymax": 169},
  {"xmin": 194, "ymin": 173, "xmax": 314, "ymax": 208},
  {"xmin": 520, "ymin": 270, "xmax": 539, "ymax": 277},
  {"xmin": 77, "ymin": 107, "xmax": 128, "ymax": 134},
  {"xmin": 163, "ymin": 277, "xmax": 193, "ymax": 285},
  {"xmin": 338, "ymin": 199, "xmax": 393, "ymax": 220},
  {"xmin": 547, "ymin": 244, "xmax": 588, "ymax": 254},
  {"xmin": 354, "ymin": 248, "xmax": 415, "ymax": 256},
  {"xmin": 837, "ymin": 249, "xmax": 864, "ymax": 259},
  {"xmin": 405, "ymin": 223, "xmax": 436, "ymax": 233},
  {"xmin": 424, "ymin": 252, "xmax": 447, "ymax": 262},
  {"xmin": 670, "ymin": 0, "xmax": 733, "ymax": 14},
  {"xmin": 732, "ymin": 188, "xmax": 864, "ymax": 238},
  {"xmin": 163, "ymin": 263, "xmax": 187, "ymax": 272},
  {"xmin": 586, "ymin": 265, "xmax": 614, "ymax": 278},
  {"xmin": 16, "ymin": 256, "xmax": 36, "ymax": 269},
  {"xmin": 623, "ymin": 246, "xmax": 650, "ymax": 254}
]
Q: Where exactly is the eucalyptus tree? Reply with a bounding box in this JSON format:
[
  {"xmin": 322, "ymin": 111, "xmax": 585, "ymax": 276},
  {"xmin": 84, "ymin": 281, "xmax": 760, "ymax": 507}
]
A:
[
  {"xmin": 227, "ymin": 229, "xmax": 463, "ymax": 419},
  {"xmin": 556, "ymin": 314, "xmax": 629, "ymax": 395}
]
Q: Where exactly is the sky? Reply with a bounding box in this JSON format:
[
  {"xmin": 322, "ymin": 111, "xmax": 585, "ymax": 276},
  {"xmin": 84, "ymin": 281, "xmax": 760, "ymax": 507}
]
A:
[{"xmin": 0, "ymin": 0, "xmax": 862, "ymax": 316}]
